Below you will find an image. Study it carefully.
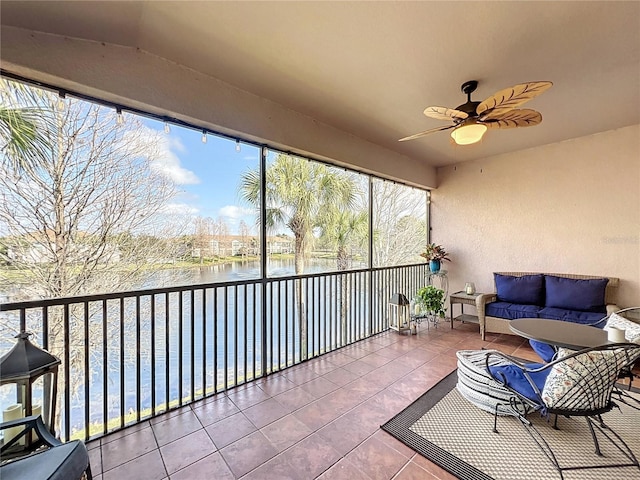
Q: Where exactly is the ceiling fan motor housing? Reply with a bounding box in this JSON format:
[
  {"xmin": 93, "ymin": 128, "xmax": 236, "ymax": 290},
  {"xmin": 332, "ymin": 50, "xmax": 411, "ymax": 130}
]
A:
[
  {"xmin": 454, "ymin": 101, "xmax": 480, "ymax": 120},
  {"xmin": 455, "ymin": 80, "xmax": 480, "ymax": 121}
]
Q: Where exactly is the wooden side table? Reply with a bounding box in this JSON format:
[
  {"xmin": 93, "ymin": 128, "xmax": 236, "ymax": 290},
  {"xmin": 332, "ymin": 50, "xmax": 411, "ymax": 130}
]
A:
[{"xmin": 449, "ymin": 291, "xmax": 482, "ymax": 328}]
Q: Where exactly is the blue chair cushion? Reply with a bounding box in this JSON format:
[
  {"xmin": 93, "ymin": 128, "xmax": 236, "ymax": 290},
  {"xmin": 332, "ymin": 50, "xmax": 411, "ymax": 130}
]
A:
[
  {"xmin": 485, "ymin": 302, "xmax": 541, "ymax": 320},
  {"xmin": 495, "ymin": 273, "xmax": 544, "ymax": 305},
  {"xmin": 488, "ymin": 363, "xmax": 549, "ymax": 402},
  {"xmin": 538, "ymin": 307, "xmax": 606, "ymax": 324},
  {"xmin": 530, "ymin": 339, "xmax": 557, "ymax": 362},
  {"xmin": 544, "ymin": 275, "xmax": 608, "ymax": 312}
]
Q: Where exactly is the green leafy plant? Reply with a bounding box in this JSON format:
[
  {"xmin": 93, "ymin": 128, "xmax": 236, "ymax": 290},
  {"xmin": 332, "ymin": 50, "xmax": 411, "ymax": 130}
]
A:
[
  {"xmin": 419, "ymin": 243, "xmax": 450, "ymax": 262},
  {"xmin": 415, "ymin": 285, "xmax": 447, "ymax": 318}
]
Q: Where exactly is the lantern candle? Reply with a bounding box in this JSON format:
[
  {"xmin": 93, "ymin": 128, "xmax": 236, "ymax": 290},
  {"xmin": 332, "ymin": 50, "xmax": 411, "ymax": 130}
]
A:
[{"xmin": 3, "ymin": 403, "xmax": 25, "ymax": 446}]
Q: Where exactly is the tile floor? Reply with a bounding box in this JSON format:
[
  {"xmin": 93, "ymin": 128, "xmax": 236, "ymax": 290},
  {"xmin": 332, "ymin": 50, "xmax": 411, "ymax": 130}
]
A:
[{"xmin": 86, "ymin": 322, "xmax": 540, "ymax": 479}]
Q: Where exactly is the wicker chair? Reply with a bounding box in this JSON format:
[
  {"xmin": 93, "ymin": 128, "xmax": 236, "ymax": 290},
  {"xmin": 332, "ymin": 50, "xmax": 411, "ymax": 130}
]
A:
[
  {"xmin": 0, "ymin": 415, "xmax": 92, "ymax": 480},
  {"xmin": 456, "ymin": 349, "xmax": 543, "ymax": 416},
  {"xmin": 485, "ymin": 344, "xmax": 640, "ymax": 480}
]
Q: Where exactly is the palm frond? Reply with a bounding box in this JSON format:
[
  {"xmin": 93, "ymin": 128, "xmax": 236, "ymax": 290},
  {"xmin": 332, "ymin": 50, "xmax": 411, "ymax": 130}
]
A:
[{"xmin": 0, "ymin": 79, "xmax": 55, "ymax": 173}]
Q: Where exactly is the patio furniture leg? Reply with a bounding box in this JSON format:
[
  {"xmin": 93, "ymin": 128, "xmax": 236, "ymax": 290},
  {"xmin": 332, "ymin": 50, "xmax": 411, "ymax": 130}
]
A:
[
  {"xmin": 493, "ymin": 403, "xmax": 500, "ymax": 433},
  {"xmin": 585, "ymin": 417, "xmax": 603, "ymax": 456}
]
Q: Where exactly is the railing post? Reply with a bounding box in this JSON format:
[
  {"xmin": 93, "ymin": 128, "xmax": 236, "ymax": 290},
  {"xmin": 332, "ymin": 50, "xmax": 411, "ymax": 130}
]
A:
[
  {"xmin": 63, "ymin": 303, "xmax": 70, "ymax": 441},
  {"xmin": 368, "ymin": 177, "xmax": 374, "ymax": 335},
  {"xmin": 260, "ymin": 146, "xmax": 268, "ymax": 378}
]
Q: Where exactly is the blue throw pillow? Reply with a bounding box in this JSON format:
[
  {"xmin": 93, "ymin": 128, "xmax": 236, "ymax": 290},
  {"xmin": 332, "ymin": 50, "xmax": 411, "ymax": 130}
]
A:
[
  {"xmin": 494, "ymin": 273, "xmax": 544, "ymax": 305},
  {"xmin": 544, "ymin": 276, "xmax": 608, "ymax": 312}
]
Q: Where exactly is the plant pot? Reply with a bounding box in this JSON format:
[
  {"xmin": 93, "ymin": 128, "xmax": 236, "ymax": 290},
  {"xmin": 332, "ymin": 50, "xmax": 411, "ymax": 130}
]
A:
[{"xmin": 429, "ymin": 259, "xmax": 441, "ymax": 273}]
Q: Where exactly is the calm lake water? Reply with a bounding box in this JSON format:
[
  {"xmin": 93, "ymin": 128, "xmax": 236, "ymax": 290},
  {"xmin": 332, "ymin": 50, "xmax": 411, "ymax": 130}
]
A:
[{"xmin": 156, "ymin": 256, "xmax": 351, "ymax": 285}]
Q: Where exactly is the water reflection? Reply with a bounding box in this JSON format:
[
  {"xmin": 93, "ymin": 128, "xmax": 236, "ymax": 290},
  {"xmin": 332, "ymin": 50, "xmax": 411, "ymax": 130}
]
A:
[{"xmin": 149, "ymin": 257, "xmax": 364, "ymax": 288}]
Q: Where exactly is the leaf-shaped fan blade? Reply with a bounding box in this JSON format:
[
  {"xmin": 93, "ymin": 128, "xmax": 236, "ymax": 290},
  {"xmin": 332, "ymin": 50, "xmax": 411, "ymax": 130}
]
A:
[
  {"xmin": 483, "ymin": 109, "xmax": 542, "ymax": 129},
  {"xmin": 398, "ymin": 124, "xmax": 455, "ymax": 142},
  {"xmin": 423, "ymin": 106, "xmax": 468, "ymax": 121},
  {"xmin": 477, "ymin": 81, "xmax": 552, "ymax": 120}
]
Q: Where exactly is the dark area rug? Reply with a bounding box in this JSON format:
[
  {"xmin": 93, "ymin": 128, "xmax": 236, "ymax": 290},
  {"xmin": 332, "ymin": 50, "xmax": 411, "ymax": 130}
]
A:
[{"xmin": 381, "ymin": 370, "xmax": 640, "ymax": 480}]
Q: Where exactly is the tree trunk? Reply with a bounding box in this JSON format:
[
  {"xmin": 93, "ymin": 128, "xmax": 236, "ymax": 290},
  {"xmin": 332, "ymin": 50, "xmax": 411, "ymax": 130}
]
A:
[
  {"xmin": 50, "ymin": 112, "xmax": 68, "ymax": 435},
  {"xmin": 340, "ymin": 276, "xmax": 349, "ymax": 344},
  {"xmin": 294, "ymin": 234, "xmax": 307, "ymax": 359},
  {"xmin": 46, "ymin": 312, "xmax": 65, "ymax": 438},
  {"xmin": 337, "ymin": 246, "xmax": 349, "ymax": 343}
]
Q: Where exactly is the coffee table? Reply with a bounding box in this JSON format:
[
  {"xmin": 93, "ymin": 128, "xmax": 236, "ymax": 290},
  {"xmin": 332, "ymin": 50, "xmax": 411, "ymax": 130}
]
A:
[{"xmin": 509, "ymin": 318, "xmax": 611, "ymax": 350}]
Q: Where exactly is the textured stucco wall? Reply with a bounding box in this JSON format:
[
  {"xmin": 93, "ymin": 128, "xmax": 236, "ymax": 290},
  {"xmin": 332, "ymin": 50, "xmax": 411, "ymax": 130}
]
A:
[
  {"xmin": 0, "ymin": 26, "xmax": 436, "ymax": 187},
  {"xmin": 433, "ymin": 124, "xmax": 640, "ymax": 309}
]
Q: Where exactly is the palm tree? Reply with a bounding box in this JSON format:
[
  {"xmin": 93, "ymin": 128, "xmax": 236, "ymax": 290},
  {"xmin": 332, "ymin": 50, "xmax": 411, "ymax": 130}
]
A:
[
  {"xmin": 318, "ymin": 209, "xmax": 368, "ymax": 343},
  {"xmin": 319, "ymin": 209, "xmax": 368, "ymax": 270},
  {"xmin": 240, "ymin": 154, "xmax": 357, "ymax": 358},
  {"xmin": 0, "ymin": 79, "xmax": 53, "ymax": 173},
  {"xmin": 240, "ymin": 154, "xmax": 357, "ymax": 274}
]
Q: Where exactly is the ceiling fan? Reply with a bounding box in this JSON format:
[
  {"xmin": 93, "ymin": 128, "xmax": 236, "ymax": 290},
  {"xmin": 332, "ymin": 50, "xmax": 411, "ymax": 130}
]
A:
[{"xmin": 399, "ymin": 80, "xmax": 553, "ymax": 145}]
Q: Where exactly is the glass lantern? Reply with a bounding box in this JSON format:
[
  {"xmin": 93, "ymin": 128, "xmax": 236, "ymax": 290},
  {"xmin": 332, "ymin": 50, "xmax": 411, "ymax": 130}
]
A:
[
  {"xmin": 388, "ymin": 293, "xmax": 411, "ymax": 333},
  {"xmin": 0, "ymin": 332, "xmax": 60, "ymax": 451}
]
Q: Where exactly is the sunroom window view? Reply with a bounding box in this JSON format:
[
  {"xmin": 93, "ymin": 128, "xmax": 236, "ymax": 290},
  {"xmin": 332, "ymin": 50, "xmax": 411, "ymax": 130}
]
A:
[{"xmin": 0, "ymin": 77, "xmax": 429, "ymax": 442}]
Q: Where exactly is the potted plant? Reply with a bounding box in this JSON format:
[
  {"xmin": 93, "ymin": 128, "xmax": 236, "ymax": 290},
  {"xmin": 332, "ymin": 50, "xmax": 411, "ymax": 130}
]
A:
[
  {"xmin": 420, "ymin": 243, "xmax": 450, "ymax": 273},
  {"xmin": 415, "ymin": 285, "xmax": 447, "ymax": 326}
]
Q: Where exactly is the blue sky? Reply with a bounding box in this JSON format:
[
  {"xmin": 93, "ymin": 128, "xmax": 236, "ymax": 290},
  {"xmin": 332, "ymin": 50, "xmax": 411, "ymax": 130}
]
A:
[{"xmin": 143, "ymin": 117, "xmax": 261, "ymax": 235}]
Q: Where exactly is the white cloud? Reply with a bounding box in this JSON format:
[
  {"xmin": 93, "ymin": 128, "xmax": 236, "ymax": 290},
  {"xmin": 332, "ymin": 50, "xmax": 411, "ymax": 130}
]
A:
[
  {"xmin": 149, "ymin": 135, "xmax": 199, "ymax": 185},
  {"xmin": 168, "ymin": 135, "xmax": 186, "ymax": 153},
  {"xmin": 219, "ymin": 205, "xmax": 254, "ymax": 219},
  {"xmin": 123, "ymin": 127, "xmax": 200, "ymax": 185}
]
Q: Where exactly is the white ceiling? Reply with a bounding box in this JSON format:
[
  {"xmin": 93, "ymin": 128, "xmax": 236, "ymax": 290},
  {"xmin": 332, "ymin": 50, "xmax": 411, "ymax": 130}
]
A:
[{"xmin": 1, "ymin": 1, "xmax": 639, "ymax": 167}]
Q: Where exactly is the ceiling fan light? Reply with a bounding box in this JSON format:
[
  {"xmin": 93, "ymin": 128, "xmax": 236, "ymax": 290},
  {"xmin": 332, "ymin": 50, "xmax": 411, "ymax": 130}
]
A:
[{"xmin": 451, "ymin": 119, "xmax": 487, "ymax": 145}]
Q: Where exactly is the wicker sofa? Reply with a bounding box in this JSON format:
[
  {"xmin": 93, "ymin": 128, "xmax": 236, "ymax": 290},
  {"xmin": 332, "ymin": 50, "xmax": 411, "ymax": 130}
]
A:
[{"xmin": 476, "ymin": 272, "xmax": 619, "ymax": 340}]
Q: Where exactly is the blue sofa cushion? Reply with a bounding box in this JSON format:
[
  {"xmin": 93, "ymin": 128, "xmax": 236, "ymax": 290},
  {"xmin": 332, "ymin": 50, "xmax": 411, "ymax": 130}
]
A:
[
  {"xmin": 538, "ymin": 307, "xmax": 606, "ymax": 324},
  {"xmin": 544, "ymin": 275, "xmax": 608, "ymax": 312},
  {"xmin": 485, "ymin": 302, "xmax": 541, "ymax": 320},
  {"xmin": 488, "ymin": 363, "xmax": 549, "ymax": 402},
  {"xmin": 495, "ymin": 273, "xmax": 544, "ymax": 305},
  {"xmin": 529, "ymin": 339, "xmax": 557, "ymax": 363}
]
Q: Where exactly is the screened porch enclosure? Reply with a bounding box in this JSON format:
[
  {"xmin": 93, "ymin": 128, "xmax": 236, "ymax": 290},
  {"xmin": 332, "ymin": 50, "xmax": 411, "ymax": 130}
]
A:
[{"xmin": 0, "ymin": 75, "xmax": 432, "ymax": 444}]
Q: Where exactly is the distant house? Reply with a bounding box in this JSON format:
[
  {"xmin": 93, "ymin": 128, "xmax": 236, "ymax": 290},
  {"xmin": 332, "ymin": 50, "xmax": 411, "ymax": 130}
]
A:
[
  {"xmin": 209, "ymin": 240, "xmax": 219, "ymax": 256},
  {"xmin": 267, "ymin": 237, "xmax": 294, "ymax": 255},
  {"xmin": 191, "ymin": 234, "xmax": 294, "ymax": 258}
]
